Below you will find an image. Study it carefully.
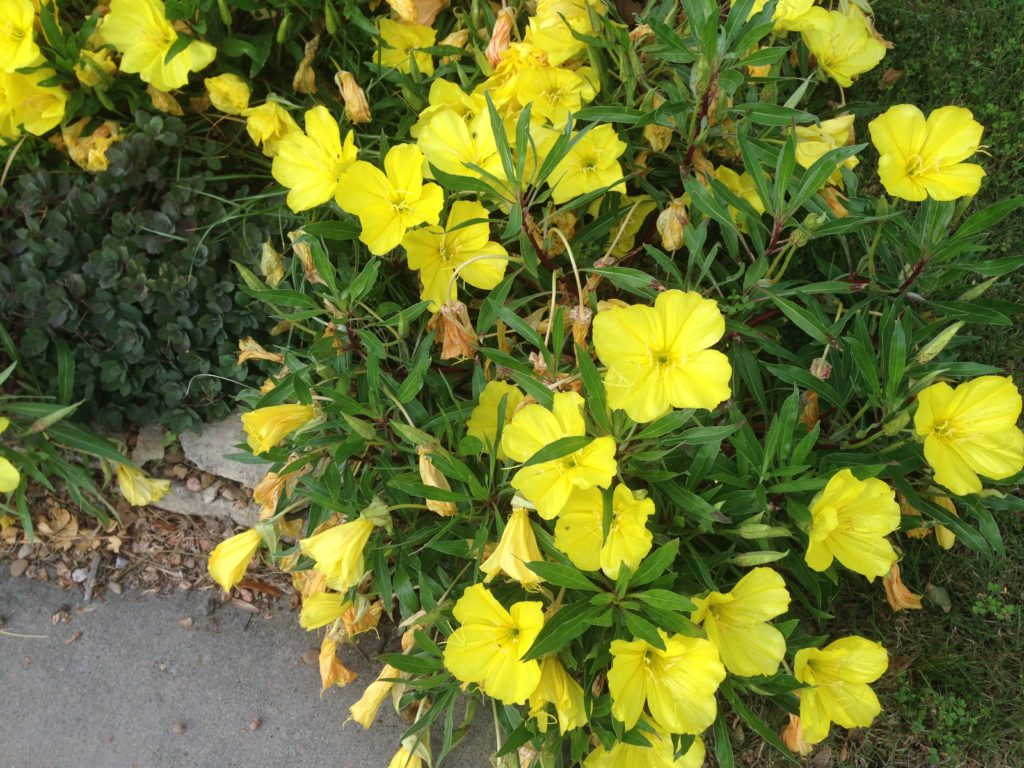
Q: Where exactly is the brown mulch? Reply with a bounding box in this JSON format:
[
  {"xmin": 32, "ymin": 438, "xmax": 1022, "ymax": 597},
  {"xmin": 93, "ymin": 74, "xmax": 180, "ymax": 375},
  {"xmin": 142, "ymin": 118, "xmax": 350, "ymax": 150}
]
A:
[{"xmin": 1, "ymin": 487, "xmax": 294, "ymax": 613}]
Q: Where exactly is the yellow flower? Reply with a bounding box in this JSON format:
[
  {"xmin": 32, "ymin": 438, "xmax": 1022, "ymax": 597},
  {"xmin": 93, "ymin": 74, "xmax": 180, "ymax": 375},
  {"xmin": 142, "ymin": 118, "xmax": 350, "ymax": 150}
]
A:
[
  {"xmin": 402, "ymin": 200, "xmax": 509, "ymax": 311},
  {"xmin": 882, "ymin": 562, "xmax": 923, "ymax": 612},
  {"xmin": 466, "ymin": 380, "xmax": 525, "ymax": 459},
  {"xmin": 416, "ymin": 108, "xmax": 504, "ymax": 182},
  {"xmin": 299, "ymin": 517, "xmax": 376, "ymax": 592},
  {"xmin": 584, "ymin": 729, "xmax": 705, "ymax": 768},
  {"xmin": 481, "ymin": 507, "xmax": 546, "ymax": 588},
  {"xmin": 529, "ymin": 655, "xmax": 586, "ymax": 734},
  {"xmin": 554, "ymin": 484, "xmax": 654, "ymax": 578},
  {"xmin": 593, "ymin": 290, "xmax": 732, "ymax": 423},
  {"xmin": 801, "ymin": 6, "xmax": 886, "ymax": 88},
  {"xmin": 74, "ymin": 49, "xmax": 117, "ymax": 88},
  {"xmin": 714, "ymin": 165, "xmax": 767, "ymax": 224},
  {"xmin": 517, "ymin": 65, "xmax": 597, "ymax": 128},
  {"xmin": 795, "ymin": 636, "xmax": 888, "ymax": 744},
  {"xmin": 525, "ymin": 0, "xmax": 605, "ymax": 66},
  {"xmin": 207, "ymin": 528, "xmax": 261, "ymax": 591},
  {"xmin": 443, "ymin": 584, "xmax": 544, "ymax": 704},
  {"xmin": 794, "ymin": 114, "xmax": 858, "ymax": 187},
  {"xmin": 0, "ymin": 0, "xmax": 40, "ymax": 73},
  {"xmin": 410, "ymin": 78, "xmax": 481, "ymax": 138},
  {"xmin": 146, "ymin": 83, "xmax": 183, "ymax": 115},
  {"xmin": 914, "ymin": 376, "xmax": 1023, "ymax": 495},
  {"xmin": 607, "ymin": 630, "xmax": 725, "ymax": 733},
  {"xmin": 299, "ymin": 592, "xmax": 350, "ymax": 629},
  {"xmin": 205, "ymin": 73, "xmax": 250, "ymax": 114},
  {"xmin": 350, "ymin": 663, "xmax": 403, "ymax": 728},
  {"xmin": 549, "ymin": 124, "xmax": 627, "ymax": 204},
  {"xmin": 100, "ymin": 0, "xmax": 216, "ymax": 92},
  {"xmin": 869, "ymin": 104, "xmax": 986, "ymax": 202},
  {"xmin": 243, "ymin": 100, "xmax": 301, "ymax": 157},
  {"xmin": 116, "ymin": 464, "xmax": 171, "ymax": 506},
  {"xmin": 271, "ymin": 106, "xmax": 358, "ymax": 213},
  {"xmin": 500, "ymin": 391, "xmax": 617, "ymax": 520},
  {"xmin": 738, "ymin": 0, "xmax": 829, "ymax": 32},
  {"xmin": 378, "ymin": 18, "xmax": 435, "ymax": 75},
  {"xmin": 387, "ymin": 747, "xmax": 423, "ymax": 768},
  {"xmin": 241, "ymin": 403, "xmax": 316, "ymax": 455},
  {"xmin": 337, "ymin": 144, "xmax": 444, "ymax": 255},
  {"xmin": 805, "ymin": 469, "xmax": 900, "ymax": 580},
  {"xmin": 933, "ymin": 495, "xmax": 958, "ymax": 550},
  {"xmin": 0, "ymin": 65, "xmax": 68, "ymax": 138},
  {"xmin": 690, "ymin": 567, "xmax": 791, "ymax": 677},
  {"xmin": 61, "ymin": 118, "xmax": 121, "ymax": 172}
]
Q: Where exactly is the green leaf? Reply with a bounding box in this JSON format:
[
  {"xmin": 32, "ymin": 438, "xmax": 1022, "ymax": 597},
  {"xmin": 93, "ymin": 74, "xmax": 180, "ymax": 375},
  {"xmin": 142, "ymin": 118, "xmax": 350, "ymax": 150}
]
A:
[
  {"xmin": 713, "ymin": 709, "xmax": 736, "ymax": 768},
  {"xmin": 629, "ymin": 539, "xmax": 680, "ymax": 587},
  {"xmin": 731, "ymin": 103, "xmax": 817, "ymax": 126},
  {"xmin": 521, "ymin": 435, "xmax": 593, "ymax": 467},
  {"xmin": 520, "ymin": 601, "xmax": 606, "ymax": 661},
  {"xmin": 577, "ymin": 344, "xmax": 611, "ymax": 433},
  {"xmin": 722, "ymin": 682, "xmax": 797, "ymax": 761},
  {"xmin": 525, "ymin": 561, "xmax": 602, "ymax": 592},
  {"xmin": 632, "ymin": 589, "xmax": 696, "ymax": 613},
  {"xmin": 623, "ymin": 610, "xmax": 666, "ymax": 649}
]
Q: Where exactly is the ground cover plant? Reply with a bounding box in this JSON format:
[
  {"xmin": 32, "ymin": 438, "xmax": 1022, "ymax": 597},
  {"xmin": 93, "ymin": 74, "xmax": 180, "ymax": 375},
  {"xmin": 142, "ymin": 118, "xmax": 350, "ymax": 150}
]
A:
[{"xmin": 2, "ymin": 0, "xmax": 1023, "ymax": 766}]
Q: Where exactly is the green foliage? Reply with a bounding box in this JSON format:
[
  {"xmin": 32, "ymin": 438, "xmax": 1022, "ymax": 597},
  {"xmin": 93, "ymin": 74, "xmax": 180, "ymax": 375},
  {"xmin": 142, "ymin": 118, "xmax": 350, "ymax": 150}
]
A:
[{"xmin": 0, "ymin": 112, "xmax": 268, "ymax": 432}]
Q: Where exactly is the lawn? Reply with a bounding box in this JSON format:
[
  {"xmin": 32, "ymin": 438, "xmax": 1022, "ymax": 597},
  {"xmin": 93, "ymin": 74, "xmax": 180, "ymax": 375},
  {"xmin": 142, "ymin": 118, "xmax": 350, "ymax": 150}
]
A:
[{"xmin": 770, "ymin": 2, "xmax": 1024, "ymax": 765}]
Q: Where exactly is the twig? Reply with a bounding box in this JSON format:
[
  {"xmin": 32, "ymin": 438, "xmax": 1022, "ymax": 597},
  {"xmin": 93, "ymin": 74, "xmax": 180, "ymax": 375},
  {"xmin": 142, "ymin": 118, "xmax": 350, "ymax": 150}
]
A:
[
  {"xmin": 83, "ymin": 551, "xmax": 101, "ymax": 603},
  {"xmin": 0, "ymin": 629, "xmax": 49, "ymax": 639}
]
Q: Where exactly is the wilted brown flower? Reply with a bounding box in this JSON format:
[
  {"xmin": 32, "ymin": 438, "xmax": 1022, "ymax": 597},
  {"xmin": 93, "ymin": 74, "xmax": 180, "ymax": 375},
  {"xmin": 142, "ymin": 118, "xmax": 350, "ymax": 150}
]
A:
[
  {"xmin": 486, "ymin": 8, "xmax": 516, "ymax": 67},
  {"xmin": 883, "ymin": 562, "xmax": 924, "ymax": 612},
  {"xmin": 237, "ymin": 337, "xmax": 284, "ymax": 366},
  {"xmin": 781, "ymin": 713, "xmax": 813, "ymax": 756},
  {"xmin": 417, "ymin": 446, "xmax": 457, "ymax": 516},
  {"xmin": 335, "ymin": 70, "xmax": 372, "ymax": 124},
  {"xmin": 293, "ymin": 35, "xmax": 319, "ymax": 94},
  {"xmin": 434, "ymin": 300, "xmax": 477, "ymax": 359},
  {"xmin": 656, "ymin": 197, "xmax": 688, "ymax": 252}
]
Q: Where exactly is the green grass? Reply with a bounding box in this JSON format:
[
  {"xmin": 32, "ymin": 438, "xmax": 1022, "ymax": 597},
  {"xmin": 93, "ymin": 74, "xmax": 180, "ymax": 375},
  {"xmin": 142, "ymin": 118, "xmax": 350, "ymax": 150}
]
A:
[
  {"xmin": 867, "ymin": 0, "xmax": 1024, "ymax": 372},
  {"xmin": 760, "ymin": 4, "xmax": 1024, "ymax": 764}
]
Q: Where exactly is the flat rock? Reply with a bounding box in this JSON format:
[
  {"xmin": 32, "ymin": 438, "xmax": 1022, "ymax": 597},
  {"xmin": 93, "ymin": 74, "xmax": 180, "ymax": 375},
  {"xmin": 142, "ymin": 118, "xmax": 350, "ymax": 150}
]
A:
[
  {"xmin": 151, "ymin": 480, "xmax": 259, "ymax": 528},
  {"xmin": 131, "ymin": 423, "xmax": 167, "ymax": 467},
  {"xmin": 179, "ymin": 414, "xmax": 269, "ymax": 489}
]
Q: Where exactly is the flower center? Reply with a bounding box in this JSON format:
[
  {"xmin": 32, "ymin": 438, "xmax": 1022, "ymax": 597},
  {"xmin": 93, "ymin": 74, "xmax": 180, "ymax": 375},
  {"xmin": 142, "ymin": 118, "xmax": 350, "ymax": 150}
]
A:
[
  {"xmin": 390, "ymin": 192, "xmax": 413, "ymax": 214},
  {"xmin": 932, "ymin": 418, "xmax": 958, "ymax": 440},
  {"xmin": 906, "ymin": 153, "xmax": 925, "ymax": 176}
]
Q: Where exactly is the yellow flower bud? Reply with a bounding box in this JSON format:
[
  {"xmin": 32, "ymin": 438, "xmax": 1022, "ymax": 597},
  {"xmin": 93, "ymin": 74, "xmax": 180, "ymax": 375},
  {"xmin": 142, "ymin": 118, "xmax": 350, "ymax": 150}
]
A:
[
  {"xmin": 241, "ymin": 404, "xmax": 316, "ymax": 454},
  {"xmin": 486, "ymin": 8, "xmax": 516, "ymax": 67},
  {"xmin": 417, "ymin": 446, "xmax": 457, "ymax": 516},
  {"xmin": 204, "ymin": 73, "xmax": 251, "ymax": 115},
  {"xmin": 656, "ymin": 197, "xmax": 688, "ymax": 252},
  {"xmin": 207, "ymin": 528, "xmax": 261, "ymax": 592},
  {"xmin": 481, "ymin": 507, "xmax": 545, "ymax": 588},
  {"xmin": 242, "ymin": 101, "xmax": 300, "ymax": 157},
  {"xmin": 334, "ymin": 70, "xmax": 372, "ymax": 124}
]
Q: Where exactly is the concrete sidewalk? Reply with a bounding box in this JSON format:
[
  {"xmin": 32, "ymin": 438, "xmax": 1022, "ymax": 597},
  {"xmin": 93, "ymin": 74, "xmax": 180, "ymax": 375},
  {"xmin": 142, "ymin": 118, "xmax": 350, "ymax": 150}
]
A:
[{"xmin": 0, "ymin": 572, "xmax": 490, "ymax": 768}]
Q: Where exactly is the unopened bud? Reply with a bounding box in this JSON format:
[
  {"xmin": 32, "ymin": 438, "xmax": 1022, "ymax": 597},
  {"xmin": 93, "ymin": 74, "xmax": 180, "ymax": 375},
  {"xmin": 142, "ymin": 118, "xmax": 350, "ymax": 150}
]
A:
[
  {"xmin": 335, "ymin": 70, "xmax": 372, "ymax": 124},
  {"xmin": 737, "ymin": 523, "xmax": 792, "ymax": 539},
  {"xmin": 809, "ymin": 357, "xmax": 831, "ymax": 381},
  {"xmin": 916, "ymin": 322, "xmax": 963, "ymax": 364},
  {"xmin": 360, "ymin": 497, "xmax": 391, "ymax": 527},
  {"xmin": 486, "ymin": 8, "xmax": 516, "ymax": 68},
  {"xmin": 730, "ymin": 550, "xmax": 789, "ymax": 566},
  {"xmin": 882, "ymin": 410, "xmax": 910, "ymax": 435},
  {"xmin": 657, "ymin": 197, "xmax": 688, "ymax": 252}
]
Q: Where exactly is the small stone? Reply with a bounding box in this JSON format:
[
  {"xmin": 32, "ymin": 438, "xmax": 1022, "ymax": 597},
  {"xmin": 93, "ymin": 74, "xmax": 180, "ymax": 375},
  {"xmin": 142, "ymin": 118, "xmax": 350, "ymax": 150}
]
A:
[
  {"xmin": 185, "ymin": 476, "xmax": 202, "ymax": 493},
  {"xmin": 172, "ymin": 721, "xmax": 187, "ymax": 735},
  {"xmin": 16, "ymin": 543, "xmax": 33, "ymax": 559},
  {"xmin": 170, "ymin": 464, "xmax": 189, "ymax": 480},
  {"xmin": 247, "ymin": 716, "xmax": 262, "ymax": 732},
  {"xmin": 179, "ymin": 617, "xmax": 194, "ymax": 628},
  {"xmin": 202, "ymin": 480, "xmax": 222, "ymax": 504},
  {"xmin": 9, "ymin": 559, "xmax": 28, "ymax": 577},
  {"xmin": 164, "ymin": 451, "xmax": 185, "ymax": 464},
  {"xmin": 115, "ymin": 556, "xmax": 129, "ymax": 569},
  {"xmin": 108, "ymin": 582, "xmax": 122, "ymax": 595},
  {"xmin": 71, "ymin": 567, "xmax": 90, "ymax": 583},
  {"xmin": 301, "ymin": 647, "xmax": 319, "ymax": 666}
]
